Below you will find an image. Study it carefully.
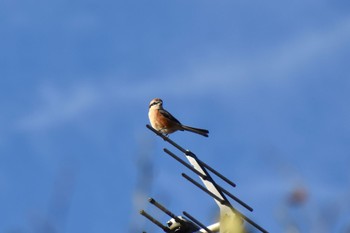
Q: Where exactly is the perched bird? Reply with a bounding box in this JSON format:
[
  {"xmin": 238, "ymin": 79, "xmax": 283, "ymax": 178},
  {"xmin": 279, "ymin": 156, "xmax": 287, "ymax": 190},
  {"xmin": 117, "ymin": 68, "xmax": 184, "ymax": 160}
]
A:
[{"xmin": 148, "ymin": 98, "xmax": 209, "ymax": 137}]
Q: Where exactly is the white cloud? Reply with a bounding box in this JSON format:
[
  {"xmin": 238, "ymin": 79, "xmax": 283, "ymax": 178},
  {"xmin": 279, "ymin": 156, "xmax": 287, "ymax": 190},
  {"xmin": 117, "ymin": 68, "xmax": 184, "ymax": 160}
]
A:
[
  {"xmin": 16, "ymin": 16, "xmax": 350, "ymax": 132},
  {"xmin": 17, "ymin": 83, "xmax": 100, "ymax": 131},
  {"xmin": 16, "ymin": 79, "xmax": 158, "ymax": 132},
  {"xmin": 188, "ymin": 16, "xmax": 350, "ymax": 88}
]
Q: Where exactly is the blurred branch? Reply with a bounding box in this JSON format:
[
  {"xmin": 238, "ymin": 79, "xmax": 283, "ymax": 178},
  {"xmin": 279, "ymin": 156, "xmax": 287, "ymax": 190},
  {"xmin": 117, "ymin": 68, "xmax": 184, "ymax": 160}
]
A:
[{"xmin": 129, "ymin": 136, "xmax": 156, "ymax": 233}]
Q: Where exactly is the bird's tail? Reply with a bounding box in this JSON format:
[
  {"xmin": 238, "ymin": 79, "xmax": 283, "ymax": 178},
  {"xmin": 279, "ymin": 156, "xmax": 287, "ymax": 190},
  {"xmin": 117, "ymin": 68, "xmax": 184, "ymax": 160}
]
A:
[{"xmin": 181, "ymin": 125, "xmax": 209, "ymax": 137}]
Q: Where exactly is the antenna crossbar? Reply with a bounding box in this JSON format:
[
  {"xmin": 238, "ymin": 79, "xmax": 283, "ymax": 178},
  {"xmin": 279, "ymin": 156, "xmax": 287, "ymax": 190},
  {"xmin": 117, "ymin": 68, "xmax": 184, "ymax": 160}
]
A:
[
  {"xmin": 215, "ymin": 184, "xmax": 253, "ymax": 212},
  {"xmin": 147, "ymin": 124, "xmax": 236, "ymax": 188},
  {"xmin": 145, "ymin": 124, "xmax": 269, "ymax": 233},
  {"xmin": 196, "ymin": 159, "xmax": 236, "ymax": 188},
  {"xmin": 182, "ymin": 173, "xmax": 226, "ymax": 205},
  {"xmin": 183, "ymin": 211, "xmax": 213, "ymax": 233},
  {"xmin": 148, "ymin": 198, "xmax": 183, "ymax": 223},
  {"xmin": 164, "ymin": 148, "xmax": 253, "ymax": 212},
  {"xmin": 164, "ymin": 148, "xmax": 207, "ymax": 179},
  {"xmin": 139, "ymin": 210, "xmax": 170, "ymax": 232}
]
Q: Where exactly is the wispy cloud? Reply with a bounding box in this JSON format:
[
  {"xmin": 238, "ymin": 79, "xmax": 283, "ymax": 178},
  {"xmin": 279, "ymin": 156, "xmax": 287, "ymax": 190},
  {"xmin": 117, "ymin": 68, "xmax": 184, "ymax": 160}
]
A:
[
  {"xmin": 17, "ymin": 83, "xmax": 100, "ymax": 131},
  {"xmin": 16, "ymin": 16, "xmax": 350, "ymax": 132},
  {"xmin": 16, "ymin": 79, "xmax": 157, "ymax": 132},
  {"xmin": 182, "ymin": 16, "xmax": 350, "ymax": 89}
]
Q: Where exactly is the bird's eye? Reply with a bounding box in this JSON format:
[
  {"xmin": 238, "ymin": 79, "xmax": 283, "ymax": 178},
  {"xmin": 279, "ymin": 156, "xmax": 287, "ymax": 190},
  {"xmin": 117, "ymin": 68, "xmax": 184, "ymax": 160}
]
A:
[{"xmin": 149, "ymin": 102, "xmax": 157, "ymax": 108}]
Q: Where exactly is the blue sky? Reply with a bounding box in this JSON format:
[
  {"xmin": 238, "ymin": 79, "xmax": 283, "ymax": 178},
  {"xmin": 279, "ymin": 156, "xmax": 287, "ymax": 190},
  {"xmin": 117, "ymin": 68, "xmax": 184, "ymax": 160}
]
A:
[{"xmin": 1, "ymin": 0, "xmax": 350, "ymax": 232}]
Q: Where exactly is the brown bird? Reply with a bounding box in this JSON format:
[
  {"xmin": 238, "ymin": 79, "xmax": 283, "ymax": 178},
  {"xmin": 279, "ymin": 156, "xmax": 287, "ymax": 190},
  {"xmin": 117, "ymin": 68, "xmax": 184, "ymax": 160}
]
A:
[{"xmin": 148, "ymin": 98, "xmax": 209, "ymax": 137}]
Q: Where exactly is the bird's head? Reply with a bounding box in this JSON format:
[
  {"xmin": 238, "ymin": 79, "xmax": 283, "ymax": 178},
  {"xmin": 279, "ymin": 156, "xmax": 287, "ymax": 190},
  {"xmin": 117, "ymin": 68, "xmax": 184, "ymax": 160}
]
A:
[{"xmin": 149, "ymin": 98, "xmax": 163, "ymax": 109}]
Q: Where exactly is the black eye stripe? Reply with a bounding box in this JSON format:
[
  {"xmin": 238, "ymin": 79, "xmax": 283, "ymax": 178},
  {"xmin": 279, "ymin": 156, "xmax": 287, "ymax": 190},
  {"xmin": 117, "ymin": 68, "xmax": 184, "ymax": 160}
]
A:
[
  {"xmin": 149, "ymin": 101, "xmax": 159, "ymax": 108},
  {"xmin": 149, "ymin": 99, "xmax": 163, "ymax": 108}
]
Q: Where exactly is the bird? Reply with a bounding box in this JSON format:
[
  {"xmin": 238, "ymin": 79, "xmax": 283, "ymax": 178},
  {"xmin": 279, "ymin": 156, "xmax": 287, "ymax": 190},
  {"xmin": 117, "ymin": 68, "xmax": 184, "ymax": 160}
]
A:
[{"xmin": 148, "ymin": 98, "xmax": 209, "ymax": 137}]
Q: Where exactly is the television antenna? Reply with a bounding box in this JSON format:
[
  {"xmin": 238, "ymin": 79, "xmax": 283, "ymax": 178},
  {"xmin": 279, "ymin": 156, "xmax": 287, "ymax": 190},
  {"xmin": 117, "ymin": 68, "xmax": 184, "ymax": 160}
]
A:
[{"xmin": 140, "ymin": 125, "xmax": 268, "ymax": 233}]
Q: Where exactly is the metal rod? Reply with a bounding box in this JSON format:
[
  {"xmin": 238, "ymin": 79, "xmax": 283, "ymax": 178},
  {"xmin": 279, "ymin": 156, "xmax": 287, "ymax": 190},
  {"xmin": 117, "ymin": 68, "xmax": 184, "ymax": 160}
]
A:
[
  {"xmin": 148, "ymin": 198, "xmax": 183, "ymax": 223},
  {"xmin": 215, "ymin": 184, "xmax": 253, "ymax": 212},
  {"xmin": 182, "ymin": 173, "xmax": 266, "ymax": 232},
  {"xmin": 197, "ymin": 222, "xmax": 220, "ymax": 233},
  {"xmin": 163, "ymin": 148, "xmax": 208, "ymax": 180},
  {"xmin": 181, "ymin": 173, "xmax": 226, "ymax": 205},
  {"xmin": 163, "ymin": 148, "xmax": 252, "ymax": 213},
  {"xmin": 146, "ymin": 124, "xmax": 268, "ymax": 233},
  {"xmin": 147, "ymin": 124, "xmax": 237, "ymax": 188},
  {"xmin": 139, "ymin": 210, "xmax": 170, "ymax": 232},
  {"xmin": 230, "ymin": 208, "xmax": 269, "ymax": 233},
  {"xmin": 197, "ymin": 159, "xmax": 236, "ymax": 188},
  {"xmin": 183, "ymin": 211, "xmax": 213, "ymax": 233},
  {"xmin": 146, "ymin": 124, "xmax": 187, "ymax": 153}
]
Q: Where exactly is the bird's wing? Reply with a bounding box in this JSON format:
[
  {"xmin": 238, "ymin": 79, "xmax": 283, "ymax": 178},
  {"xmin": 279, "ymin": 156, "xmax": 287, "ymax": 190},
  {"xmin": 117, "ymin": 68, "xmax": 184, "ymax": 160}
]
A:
[{"xmin": 158, "ymin": 109, "xmax": 181, "ymax": 124}]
